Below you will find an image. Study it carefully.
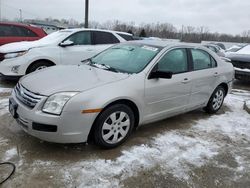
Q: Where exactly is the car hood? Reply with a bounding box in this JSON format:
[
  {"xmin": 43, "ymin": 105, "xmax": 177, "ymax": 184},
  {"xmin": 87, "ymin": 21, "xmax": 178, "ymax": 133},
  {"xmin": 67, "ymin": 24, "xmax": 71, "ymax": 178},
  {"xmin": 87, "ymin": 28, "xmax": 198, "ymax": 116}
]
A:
[
  {"xmin": 226, "ymin": 53, "xmax": 250, "ymax": 62},
  {"xmin": 0, "ymin": 40, "xmax": 50, "ymax": 53},
  {"xmin": 20, "ymin": 65, "xmax": 129, "ymax": 96}
]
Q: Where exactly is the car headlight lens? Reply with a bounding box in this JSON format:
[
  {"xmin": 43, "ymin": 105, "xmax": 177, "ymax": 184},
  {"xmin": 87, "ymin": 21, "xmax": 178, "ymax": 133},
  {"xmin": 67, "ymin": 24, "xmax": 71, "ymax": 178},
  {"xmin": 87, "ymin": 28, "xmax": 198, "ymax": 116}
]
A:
[
  {"xmin": 42, "ymin": 92, "xmax": 79, "ymax": 115},
  {"xmin": 4, "ymin": 51, "xmax": 28, "ymax": 59}
]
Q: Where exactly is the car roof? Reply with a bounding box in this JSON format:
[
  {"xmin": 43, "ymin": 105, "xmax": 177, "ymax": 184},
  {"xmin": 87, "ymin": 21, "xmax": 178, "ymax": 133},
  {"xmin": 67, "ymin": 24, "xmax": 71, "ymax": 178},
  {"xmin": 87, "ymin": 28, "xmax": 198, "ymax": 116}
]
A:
[
  {"xmin": 0, "ymin": 21, "xmax": 39, "ymax": 28},
  {"xmin": 127, "ymin": 40, "xmax": 206, "ymax": 49},
  {"xmin": 61, "ymin": 28, "xmax": 132, "ymax": 36}
]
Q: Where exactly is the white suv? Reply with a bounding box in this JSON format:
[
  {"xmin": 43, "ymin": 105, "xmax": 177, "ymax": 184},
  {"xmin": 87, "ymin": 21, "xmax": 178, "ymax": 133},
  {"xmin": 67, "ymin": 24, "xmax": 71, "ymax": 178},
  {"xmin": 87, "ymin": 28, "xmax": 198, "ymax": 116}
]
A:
[{"xmin": 0, "ymin": 28, "xmax": 133, "ymax": 79}]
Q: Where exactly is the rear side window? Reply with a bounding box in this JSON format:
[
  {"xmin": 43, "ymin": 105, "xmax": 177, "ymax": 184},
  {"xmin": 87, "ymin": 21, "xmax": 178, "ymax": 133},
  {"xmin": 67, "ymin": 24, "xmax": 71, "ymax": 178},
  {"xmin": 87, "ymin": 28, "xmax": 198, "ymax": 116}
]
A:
[
  {"xmin": 0, "ymin": 25, "xmax": 37, "ymax": 37},
  {"xmin": 66, "ymin": 31, "xmax": 92, "ymax": 45},
  {"xmin": 191, "ymin": 49, "xmax": 217, "ymax": 71},
  {"xmin": 118, "ymin": 33, "xmax": 134, "ymax": 41},
  {"xmin": 0, "ymin": 25, "xmax": 13, "ymax": 36},
  {"xmin": 16, "ymin": 26, "xmax": 38, "ymax": 37},
  {"xmin": 158, "ymin": 48, "xmax": 188, "ymax": 74},
  {"xmin": 93, "ymin": 31, "xmax": 119, "ymax": 44}
]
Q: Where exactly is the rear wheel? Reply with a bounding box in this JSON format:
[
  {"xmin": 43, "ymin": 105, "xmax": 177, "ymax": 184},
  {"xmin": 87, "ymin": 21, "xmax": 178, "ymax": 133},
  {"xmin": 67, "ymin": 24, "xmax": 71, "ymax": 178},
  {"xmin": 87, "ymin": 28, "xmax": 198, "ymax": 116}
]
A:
[
  {"xmin": 204, "ymin": 86, "xmax": 225, "ymax": 114},
  {"xmin": 27, "ymin": 61, "xmax": 54, "ymax": 74},
  {"xmin": 94, "ymin": 104, "xmax": 135, "ymax": 148}
]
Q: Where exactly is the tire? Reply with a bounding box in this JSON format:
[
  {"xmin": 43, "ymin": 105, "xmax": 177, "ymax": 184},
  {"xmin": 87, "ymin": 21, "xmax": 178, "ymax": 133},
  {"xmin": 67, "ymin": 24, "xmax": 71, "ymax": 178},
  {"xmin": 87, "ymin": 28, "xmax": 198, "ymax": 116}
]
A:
[
  {"xmin": 27, "ymin": 61, "xmax": 54, "ymax": 74},
  {"xmin": 204, "ymin": 86, "xmax": 226, "ymax": 114},
  {"xmin": 94, "ymin": 104, "xmax": 135, "ymax": 149}
]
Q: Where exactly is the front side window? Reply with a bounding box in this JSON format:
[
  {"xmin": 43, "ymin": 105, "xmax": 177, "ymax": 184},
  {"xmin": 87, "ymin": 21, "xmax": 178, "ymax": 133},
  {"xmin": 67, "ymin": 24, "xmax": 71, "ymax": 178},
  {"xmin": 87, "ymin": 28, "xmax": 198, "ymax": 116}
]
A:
[
  {"xmin": 157, "ymin": 48, "xmax": 188, "ymax": 74},
  {"xmin": 66, "ymin": 31, "xmax": 92, "ymax": 45},
  {"xmin": 191, "ymin": 49, "xmax": 216, "ymax": 70},
  {"xmin": 91, "ymin": 44, "xmax": 161, "ymax": 73},
  {"xmin": 93, "ymin": 31, "xmax": 119, "ymax": 44}
]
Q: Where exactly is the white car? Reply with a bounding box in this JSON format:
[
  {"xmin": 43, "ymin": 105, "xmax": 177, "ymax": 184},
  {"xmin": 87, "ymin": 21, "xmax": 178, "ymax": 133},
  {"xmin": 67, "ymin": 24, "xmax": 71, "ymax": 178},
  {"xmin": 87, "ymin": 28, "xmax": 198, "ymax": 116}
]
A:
[{"xmin": 0, "ymin": 28, "xmax": 133, "ymax": 79}]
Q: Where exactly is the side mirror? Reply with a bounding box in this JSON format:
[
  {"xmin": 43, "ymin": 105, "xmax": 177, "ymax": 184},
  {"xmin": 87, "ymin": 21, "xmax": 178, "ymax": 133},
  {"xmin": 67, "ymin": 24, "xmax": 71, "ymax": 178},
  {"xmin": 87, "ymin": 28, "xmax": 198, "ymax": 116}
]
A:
[
  {"xmin": 149, "ymin": 70, "xmax": 173, "ymax": 79},
  {"xmin": 59, "ymin": 40, "xmax": 74, "ymax": 47}
]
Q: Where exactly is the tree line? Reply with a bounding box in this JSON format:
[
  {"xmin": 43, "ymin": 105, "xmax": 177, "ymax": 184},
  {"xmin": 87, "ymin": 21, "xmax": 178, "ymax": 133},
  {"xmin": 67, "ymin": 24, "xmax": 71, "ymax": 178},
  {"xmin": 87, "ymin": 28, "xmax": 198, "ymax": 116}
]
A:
[
  {"xmin": 89, "ymin": 20, "xmax": 250, "ymax": 43},
  {"xmin": 5, "ymin": 16, "xmax": 250, "ymax": 43}
]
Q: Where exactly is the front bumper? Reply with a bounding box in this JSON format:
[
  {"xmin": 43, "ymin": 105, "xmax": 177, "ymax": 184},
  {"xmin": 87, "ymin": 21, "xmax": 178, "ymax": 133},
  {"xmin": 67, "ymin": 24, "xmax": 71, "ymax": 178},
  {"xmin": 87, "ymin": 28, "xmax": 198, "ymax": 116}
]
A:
[
  {"xmin": 235, "ymin": 68, "xmax": 250, "ymax": 81},
  {"xmin": 0, "ymin": 56, "xmax": 29, "ymax": 78},
  {"xmin": 10, "ymin": 92, "xmax": 96, "ymax": 143}
]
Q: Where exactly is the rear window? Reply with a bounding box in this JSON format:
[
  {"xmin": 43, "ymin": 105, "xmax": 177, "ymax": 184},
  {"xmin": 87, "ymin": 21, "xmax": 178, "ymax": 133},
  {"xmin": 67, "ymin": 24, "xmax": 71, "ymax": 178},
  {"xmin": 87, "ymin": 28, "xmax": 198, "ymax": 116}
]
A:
[
  {"xmin": 93, "ymin": 31, "xmax": 119, "ymax": 44},
  {"xmin": 118, "ymin": 33, "xmax": 134, "ymax": 41}
]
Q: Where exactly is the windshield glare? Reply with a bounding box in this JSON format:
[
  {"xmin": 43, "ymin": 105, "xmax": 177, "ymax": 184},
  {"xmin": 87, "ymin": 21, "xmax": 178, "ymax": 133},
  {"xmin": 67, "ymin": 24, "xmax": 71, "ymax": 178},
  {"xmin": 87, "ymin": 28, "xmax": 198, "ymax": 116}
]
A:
[{"xmin": 91, "ymin": 44, "xmax": 160, "ymax": 74}]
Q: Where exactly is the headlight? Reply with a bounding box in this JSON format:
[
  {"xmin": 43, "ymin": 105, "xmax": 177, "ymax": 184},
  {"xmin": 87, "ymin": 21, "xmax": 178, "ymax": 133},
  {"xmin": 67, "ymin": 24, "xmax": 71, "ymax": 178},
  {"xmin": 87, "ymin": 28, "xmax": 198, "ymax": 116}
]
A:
[
  {"xmin": 4, "ymin": 51, "xmax": 28, "ymax": 59},
  {"xmin": 42, "ymin": 92, "xmax": 79, "ymax": 115}
]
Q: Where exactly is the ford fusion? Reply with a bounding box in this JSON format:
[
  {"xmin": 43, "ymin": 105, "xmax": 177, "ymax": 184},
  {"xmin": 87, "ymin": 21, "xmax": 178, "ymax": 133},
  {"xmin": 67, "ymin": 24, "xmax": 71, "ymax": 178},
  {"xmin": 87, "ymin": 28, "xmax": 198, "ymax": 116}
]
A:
[{"xmin": 9, "ymin": 41, "xmax": 234, "ymax": 148}]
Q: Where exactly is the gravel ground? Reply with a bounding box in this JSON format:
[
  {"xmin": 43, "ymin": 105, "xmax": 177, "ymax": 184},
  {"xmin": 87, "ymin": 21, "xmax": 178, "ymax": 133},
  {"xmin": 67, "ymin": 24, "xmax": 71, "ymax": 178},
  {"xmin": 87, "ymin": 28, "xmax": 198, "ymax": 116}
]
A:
[{"xmin": 0, "ymin": 79, "xmax": 249, "ymax": 188}]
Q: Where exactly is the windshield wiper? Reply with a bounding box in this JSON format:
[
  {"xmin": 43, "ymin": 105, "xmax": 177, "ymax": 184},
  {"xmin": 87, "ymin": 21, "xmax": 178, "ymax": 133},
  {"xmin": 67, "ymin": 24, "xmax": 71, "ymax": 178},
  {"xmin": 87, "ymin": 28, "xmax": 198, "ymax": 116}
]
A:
[{"xmin": 100, "ymin": 64, "xmax": 119, "ymax": 73}]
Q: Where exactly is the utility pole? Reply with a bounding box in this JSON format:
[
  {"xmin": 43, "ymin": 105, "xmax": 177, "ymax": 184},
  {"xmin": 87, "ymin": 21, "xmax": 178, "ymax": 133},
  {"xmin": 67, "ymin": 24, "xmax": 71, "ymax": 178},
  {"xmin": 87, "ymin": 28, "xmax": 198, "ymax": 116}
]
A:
[
  {"xmin": 84, "ymin": 0, "xmax": 89, "ymax": 28},
  {"xmin": 19, "ymin": 9, "xmax": 22, "ymax": 22},
  {"xmin": 0, "ymin": 0, "xmax": 2, "ymax": 22}
]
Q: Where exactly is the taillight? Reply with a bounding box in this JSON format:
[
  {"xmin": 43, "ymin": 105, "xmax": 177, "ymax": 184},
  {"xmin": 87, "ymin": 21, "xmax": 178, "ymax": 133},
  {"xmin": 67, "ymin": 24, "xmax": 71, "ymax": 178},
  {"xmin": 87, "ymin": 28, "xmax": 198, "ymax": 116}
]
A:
[{"xmin": 0, "ymin": 53, "xmax": 5, "ymax": 62}]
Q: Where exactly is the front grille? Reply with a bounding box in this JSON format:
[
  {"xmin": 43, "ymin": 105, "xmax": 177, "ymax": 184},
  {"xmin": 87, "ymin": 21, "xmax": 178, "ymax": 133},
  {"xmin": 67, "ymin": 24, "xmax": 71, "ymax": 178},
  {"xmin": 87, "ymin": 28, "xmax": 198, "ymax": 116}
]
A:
[
  {"xmin": 231, "ymin": 61, "xmax": 250, "ymax": 69},
  {"xmin": 14, "ymin": 83, "xmax": 44, "ymax": 108},
  {"xmin": 0, "ymin": 53, "xmax": 5, "ymax": 62}
]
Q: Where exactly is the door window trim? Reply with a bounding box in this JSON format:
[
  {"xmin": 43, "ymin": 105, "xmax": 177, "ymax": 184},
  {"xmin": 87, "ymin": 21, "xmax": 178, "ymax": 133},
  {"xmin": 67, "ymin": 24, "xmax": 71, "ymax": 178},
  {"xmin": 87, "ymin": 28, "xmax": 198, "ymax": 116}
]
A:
[
  {"xmin": 60, "ymin": 31, "xmax": 93, "ymax": 46},
  {"xmin": 188, "ymin": 48, "xmax": 218, "ymax": 72},
  {"xmin": 147, "ymin": 47, "xmax": 191, "ymax": 79}
]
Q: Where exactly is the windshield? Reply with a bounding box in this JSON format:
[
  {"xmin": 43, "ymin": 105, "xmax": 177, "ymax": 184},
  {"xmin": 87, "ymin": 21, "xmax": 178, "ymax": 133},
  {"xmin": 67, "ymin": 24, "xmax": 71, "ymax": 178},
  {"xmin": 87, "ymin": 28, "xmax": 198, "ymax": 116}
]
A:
[
  {"xmin": 91, "ymin": 44, "xmax": 161, "ymax": 74},
  {"xmin": 38, "ymin": 30, "xmax": 73, "ymax": 44}
]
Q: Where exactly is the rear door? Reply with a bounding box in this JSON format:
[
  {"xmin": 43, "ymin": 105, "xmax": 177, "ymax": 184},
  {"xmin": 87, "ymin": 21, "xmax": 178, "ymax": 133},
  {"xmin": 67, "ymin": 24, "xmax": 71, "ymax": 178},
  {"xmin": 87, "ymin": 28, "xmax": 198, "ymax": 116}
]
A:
[
  {"xmin": 188, "ymin": 48, "xmax": 219, "ymax": 108},
  {"xmin": 144, "ymin": 48, "xmax": 192, "ymax": 122},
  {"xmin": 91, "ymin": 31, "xmax": 120, "ymax": 53}
]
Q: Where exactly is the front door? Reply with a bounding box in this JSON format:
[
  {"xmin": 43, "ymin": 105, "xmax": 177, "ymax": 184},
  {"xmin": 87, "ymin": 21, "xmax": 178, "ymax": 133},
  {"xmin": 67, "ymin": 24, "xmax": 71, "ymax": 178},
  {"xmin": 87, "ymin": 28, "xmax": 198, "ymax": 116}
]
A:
[{"xmin": 144, "ymin": 48, "xmax": 192, "ymax": 122}]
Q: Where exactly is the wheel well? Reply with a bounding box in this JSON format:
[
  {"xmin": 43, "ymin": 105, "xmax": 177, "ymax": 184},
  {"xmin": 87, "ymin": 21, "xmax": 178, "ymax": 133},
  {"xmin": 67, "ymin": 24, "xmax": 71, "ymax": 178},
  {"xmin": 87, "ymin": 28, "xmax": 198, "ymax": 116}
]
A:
[
  {"xmin": 26, "ymin": 59, "xmax": 55, "ymax": 74},
  {"xmin": 87, "ymin": 99, "xmax": 140, "ymax": 143},
  {"xmin": 218, "ymin": 83, "xmax": 229, "ymax": 96}
]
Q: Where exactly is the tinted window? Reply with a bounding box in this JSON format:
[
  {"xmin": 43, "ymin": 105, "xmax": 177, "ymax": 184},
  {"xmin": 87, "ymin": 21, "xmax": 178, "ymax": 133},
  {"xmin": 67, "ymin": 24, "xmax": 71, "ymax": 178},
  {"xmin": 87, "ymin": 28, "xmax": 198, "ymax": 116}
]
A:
[
  {"xmin": 191, "ymin": 49, "xmax": 216, "ymax": 70},
  {"xmin": 17, "ymin": 26, "xmax": 37, "ymax": 37},
  {"xmin": 93, "ymin": 31, "xmax": 119, "ymax": 44},
  {"xmin": 158, "ymin": 48, "xmax": 188, "ymax": 74},
  {"xmin": 0, "ymin": 25, "xmax": 37, "ymax": 37},
  {"xmin": 118, "ymin": 33, "xmax": 134, "ymax": 41},
  {"xmin": 66, "ymin": 31, "xmax": 91, "ymax": 45},
  {"xmin": 0, "ymin": 25, "xmax": 13, "ymax": 36}
]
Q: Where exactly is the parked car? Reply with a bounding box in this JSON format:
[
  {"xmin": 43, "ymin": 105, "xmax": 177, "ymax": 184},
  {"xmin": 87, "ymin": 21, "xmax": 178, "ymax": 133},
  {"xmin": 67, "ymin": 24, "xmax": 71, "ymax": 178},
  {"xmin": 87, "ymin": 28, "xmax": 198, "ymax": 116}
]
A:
[
  {"xmin": 9, "ymin": 41, "xmax": 234, "ymax": 148},
  {"xmin": 0, "ymin": 22, "xmax": 47, "ymax": 46},
  {"xmin": 226, "ymin": 45, "xmax": 250, "ymax": 81},
  {"xmin": 0, "ymin": 28, "xmax": 133, "ymax": 80},
  {"xmin": 203, "ymin": 44, "xmax": 225, "ymax": 57}
]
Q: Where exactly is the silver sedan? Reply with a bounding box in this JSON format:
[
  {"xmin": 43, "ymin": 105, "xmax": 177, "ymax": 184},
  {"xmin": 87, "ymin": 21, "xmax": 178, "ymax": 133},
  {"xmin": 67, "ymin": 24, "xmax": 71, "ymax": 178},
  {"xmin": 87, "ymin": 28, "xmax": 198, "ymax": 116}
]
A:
[{"xmin": 9, "ymin": 41, "xmax": 234, "ymax": 148}]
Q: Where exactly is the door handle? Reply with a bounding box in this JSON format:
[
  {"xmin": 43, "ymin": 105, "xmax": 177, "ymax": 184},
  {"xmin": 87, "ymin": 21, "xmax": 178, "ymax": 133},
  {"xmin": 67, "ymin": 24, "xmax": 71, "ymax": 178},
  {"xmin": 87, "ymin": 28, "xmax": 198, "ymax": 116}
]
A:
[
  {"xmin": 214, "ymin": 72, "xmax": 219, "ymax": 77},
  {"xmin": 182, "ymin": 78, "xmax": 190, "ymax": 84},
  {"xmin": 86, "ymin": 48, "xmax": 94, "ymax": 51}
]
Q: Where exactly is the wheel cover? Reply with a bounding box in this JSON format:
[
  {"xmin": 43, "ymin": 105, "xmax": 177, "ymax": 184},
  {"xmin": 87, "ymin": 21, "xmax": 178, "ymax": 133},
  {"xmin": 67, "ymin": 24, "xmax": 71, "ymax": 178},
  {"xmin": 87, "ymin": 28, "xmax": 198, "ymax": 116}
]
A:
[
  {"xmin": 212, "ymin": 89, "xmax": 224, "ymax": 110},
  {"xmin": 101, "ymin": 111, "xmax": 130, "ymax": 144},
  {"xmin": 35, "ymin": 66, "xmax": 47, "ymax": 71}
]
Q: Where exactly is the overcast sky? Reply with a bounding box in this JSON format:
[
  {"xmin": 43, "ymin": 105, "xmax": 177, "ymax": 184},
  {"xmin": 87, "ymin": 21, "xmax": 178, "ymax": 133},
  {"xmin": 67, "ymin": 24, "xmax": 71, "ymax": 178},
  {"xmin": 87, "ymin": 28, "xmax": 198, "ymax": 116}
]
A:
[{"xmin": 1, "ymin": 0, "xmax": 250, "ymax": 35}]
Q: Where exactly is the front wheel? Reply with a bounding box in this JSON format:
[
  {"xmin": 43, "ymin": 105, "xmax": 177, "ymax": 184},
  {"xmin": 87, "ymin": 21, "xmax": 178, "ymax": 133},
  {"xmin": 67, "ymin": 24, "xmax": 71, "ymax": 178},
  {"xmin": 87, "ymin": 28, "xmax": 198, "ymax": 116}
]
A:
[
  {"xmin": 94, "ymin": 104, "xmax": 135, "ymax": 149},
  {"xmin": 204, "ymin": 86, "xmax": 226, "ymax": 114},
  {"xmin": 27, "ymin": 61, "xmax": 54, "ymax": 74}
]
